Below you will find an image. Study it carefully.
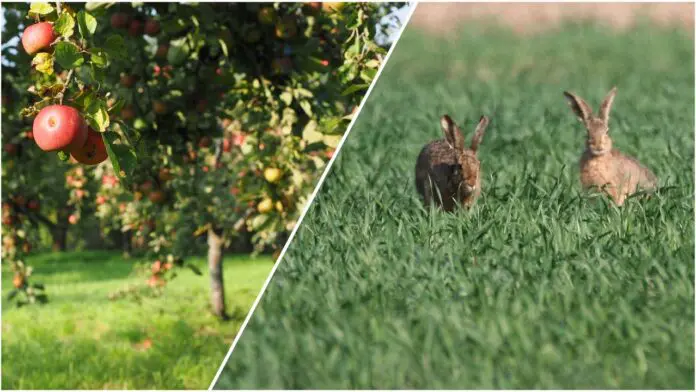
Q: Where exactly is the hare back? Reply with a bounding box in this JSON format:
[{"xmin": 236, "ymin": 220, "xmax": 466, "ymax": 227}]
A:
[{"xmin": 415, "ymin": 140, "xmax": 462, "ymax": 210}]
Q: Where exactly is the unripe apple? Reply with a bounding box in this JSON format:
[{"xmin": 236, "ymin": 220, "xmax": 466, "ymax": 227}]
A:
[
  {"xmin": 70, "ymin": 128, "xmax": 108, "ymax": 165},
  {"xmin": 323, "ymin": 2, "xmax": 345, "ymax": 12},
  {"xmin": 264, "ymin": 167, "xmax": 282, "ymax": 183},
  {"xmin": 32, "ymin": 105, "xmax": 88, "ymax": 152},
  {"xmin": 275, "ymin": 17, "xmax": 298, "ymax": 40},
  {"xmin": 258, "ymin": 7, "xmax": 277, "ymax": 25},
  {"xmin": 21, "ymin": 22, "xmax": 56, "ymax": 55},
  {"xmin": 257, "ymin": 198, "xmax": 273, "ymax": 214}
]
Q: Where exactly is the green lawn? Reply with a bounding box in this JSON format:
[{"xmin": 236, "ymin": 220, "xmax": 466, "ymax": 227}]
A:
[
  {"xmin": 215, "ymin": 23, "xmax": 695, "ymax": 389},
  {"xmin": 2, "ymin": 250, "xmax": 271, "ymax": 389}
]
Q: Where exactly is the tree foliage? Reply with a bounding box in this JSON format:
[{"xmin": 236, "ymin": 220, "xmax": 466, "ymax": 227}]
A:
[{"xmin": 2, "ymin": 1, "xmax": 405, "ymax": 306}]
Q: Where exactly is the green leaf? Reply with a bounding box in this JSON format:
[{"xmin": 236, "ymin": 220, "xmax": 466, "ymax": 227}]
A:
[
  {"xmin": 279, "ymin": 91, "xmax": 293, "ymax": 106},
  {"xmin": 102, "ymin": 132, "xmax": 137, "ymax": 177},
  {"xmin": 7, "ymin": 289, "xmax": 18, "ymax": 301},
  {"xmin": 341, "ymin": 83, "xmax": 369, "ymax": 96},
  {"xmin": 85, "ymin": 2, "xmax": 112, "ymax": 12},
  {"xmin": 89, "ymin": 48, "xmax": 108, "ymax": 68},
  {"xmin": 302, "ymin": 120, "xmax": 323, "ymax": 144},
  {"xmin": 77, "ymin": 11, "xmax": 97, "ymax": 39},
  {"xmin": 57, "ymin": 150, "xmax": 69, "ymax": 161},
  {"xmin": 365, "ymin": 59, "xmax": 380, "ymax": 69},
  {"xmin": 28, "ymin": 2, "xmax": 54, "ymax": 16},
  {"xmin": 299, "ymin": 100, "xmax": 313, "ymax": 117},
  {"xmin": 31, "ymin": 52, "xmax": 54, "ymax": 75},
  {"xmin": 104, "ymin": 35, "xmax": 127, "ymax": 59},
  {"xmin": 85, "ymin": 99, "xmax": 110, "ymax": 132},
  {"xmin": 54, "ymin": 42, "xmax": 84, "ymax": 69},
  {"xmin": 53, "ymin": 13, "xmax": 75, "ymax": 38},
  {"xmin": 167, "ymin": 37, "xmax": 190, "ymax": 66},
  {"xmin": 360, "ymin": 67, "xmax": 377, "ymax": 83}
]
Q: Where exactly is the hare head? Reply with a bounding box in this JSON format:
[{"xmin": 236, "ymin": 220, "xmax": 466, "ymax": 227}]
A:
[
  {"xmin": 564, "ymin": 87, "xmax": 617, "ymax": 156},
  {"xmin": 440, "ymin": 114, "xmax": 489, "ymax": 195}
]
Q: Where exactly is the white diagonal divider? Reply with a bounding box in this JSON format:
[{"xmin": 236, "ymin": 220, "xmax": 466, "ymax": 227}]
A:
[{"xmin": 206, "ymin": 3, "xmax": 419, "ymax": 389}]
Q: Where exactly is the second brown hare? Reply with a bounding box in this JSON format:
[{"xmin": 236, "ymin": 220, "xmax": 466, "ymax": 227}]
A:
[
  {"xmin": 564, "ymin": 87, "xmax": 657, "ymax": 206},
  {"xmin": 415, "ymin": 114, "xmax": 489, "ymax": 211}
]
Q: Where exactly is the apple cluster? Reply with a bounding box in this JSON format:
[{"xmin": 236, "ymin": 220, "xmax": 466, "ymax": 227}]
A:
[{"xmin": 21, "ymin": 20, "xmax": 108, "ymax": 165}]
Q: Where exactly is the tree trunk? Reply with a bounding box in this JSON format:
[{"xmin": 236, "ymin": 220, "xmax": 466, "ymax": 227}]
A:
[
  {"xmin": 208, "ymin": 227, "xmax": 228, "ymax": 320},
  {"xmin": 51, "ymin": 225, "xmax": 67, "ymax": 251},
  {"xmin": 122, "ymin": 230, "xmax": 132, "ymax": 257}
]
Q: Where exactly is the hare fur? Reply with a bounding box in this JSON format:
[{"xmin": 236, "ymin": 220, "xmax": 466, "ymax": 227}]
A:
[
  {"xmin": 564, "ymin": 87, "xmax": 657, "ymax": 206},
  {"xmin": 415, "ymin": 115, "xmax": 489, "ymax": 211}
]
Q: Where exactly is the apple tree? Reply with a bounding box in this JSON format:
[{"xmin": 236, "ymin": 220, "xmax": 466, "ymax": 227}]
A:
[{"xmin": 4, "ymin": 1, "xmax": 405, "ymax": 317}]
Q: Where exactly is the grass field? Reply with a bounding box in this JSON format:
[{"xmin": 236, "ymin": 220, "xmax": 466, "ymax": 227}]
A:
[
  {"xmin": 1, "ymin": 251, "xmax": 271, "ymax": 389},
  {"xmin": 215, "ymin": 22, "xmax": 695, "ymax": 389}
]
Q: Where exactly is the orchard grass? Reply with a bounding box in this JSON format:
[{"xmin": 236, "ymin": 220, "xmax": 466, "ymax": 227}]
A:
[
  {"xmin": 215, "ymin": 22, "xmax": 694, "ymax": 389},
  {"xmin": 1, "ymin": 251, "xmax": 272, "ymax": 389}
]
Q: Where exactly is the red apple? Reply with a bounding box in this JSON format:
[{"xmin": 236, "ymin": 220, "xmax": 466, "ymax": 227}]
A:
[
  {"xmin": 139, "ymin": 180, "xmax": 154, "ymax": 194},
  {"xmin": 27, "ymin": 199, "xmax": 40, "ymax": 211},
  {"xmin": 68, "ymin": 214, "xmax": 79, "ymax": 225},
  {"xmin": 3, "ymin": 143, "xmax": 19, "ymax": 156},
  {"xmin": 32, "ymin": 105, "xmax": 88, "ymax": 152},
  {"xmin": 222, "ymin": 138, "xmax": 232, "ymax": 152},
  {"xmin": 155, "ymin": 44, "xmax": 168, "ymax": 59},
  {"xmin": 198, "ymin": 136, "xmax": 212, "ymax": 148},
  {"xmin": 110, "ymin": 12, "xmax": 131, "ymax": 29},
  {"xmin": 25, "ymin": 131, "xmax": 34, "ymax": 140},
  {"xmin": 96, "ymin": 195, "xmax": 106, "ymax": 205},
  {"xmin": 144, "ymin": 19, "xmax": 160, "ymax": 36},
  {"xmin": 158, "ymin": 168, "xmax": 172, "ymax": 182},
  {"xmin": 148, "ymin": 190, "xmax": 166, "ymax": 204},
  {"xmin": 196, "ymin": 99, "xmax": 208, "ymax": 113},
  {"xmin": 153, "ymin": 100, "xmax": 167, "ymax": 114},
  {"xmin": 21, "ymin": 22, "xmax": 56, "ymax": 55},
  {"xmin": 128, "ymin": 20, "xmax": 144, "ymax": 36},
  {"xmin": 232, "ymin": 133, "xmax": 246, "ymax": 146},
  {"xmin": 121, "ymin": 104, "xmax": 136, "ymax": 120},
  {"xmin": 70, "ymin": 128, "xmax": 108, "ymax": 165},
  {"xmin": 120, "ymin": 74, "xmax": 138, "ymax": 87}
]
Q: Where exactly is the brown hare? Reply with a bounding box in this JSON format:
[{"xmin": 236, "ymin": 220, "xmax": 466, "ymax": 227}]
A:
[
  {"xmin": 564, "ymin": 87, "xmax": 657, "ymax": 206},
  {"xmin": 415, "ymin": 114, "xmax": 489, "ymax": 211}
]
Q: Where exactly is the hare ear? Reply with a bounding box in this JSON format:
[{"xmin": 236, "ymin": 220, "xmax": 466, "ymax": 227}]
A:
[
  {"xmin": 598, "ymin": 86, "xmax": 617, "ymax": 123},
  {"xmin": 440, "ymin": 115, "xmax": 465, "ymax": 152},
  {"xmin": 563, "ymin": 91, "xmax": 592, "ymax": 123},
  {"xmin": 470, "ymin": 115, "xmax": 489, "ymax": 153}
]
